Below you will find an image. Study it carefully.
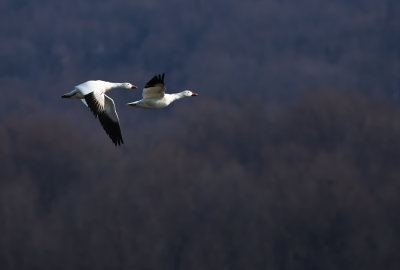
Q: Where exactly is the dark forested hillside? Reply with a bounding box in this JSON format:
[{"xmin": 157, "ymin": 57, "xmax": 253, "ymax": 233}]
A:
[
  {"xmin": 1, "ymin": 0, "xmax": 400, "ymax": 269},
  {"xmin": 1, "ymin": 91, "xmax": 400, "ymax": 269}
]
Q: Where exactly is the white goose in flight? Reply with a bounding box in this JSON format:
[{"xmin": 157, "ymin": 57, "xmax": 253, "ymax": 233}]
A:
[
  {"xmin": 62, "ymin": 80, "xmax": 137, "ymax": 146},
  {"xmin": 127, "ymin": 73, "xmax": 197, "ymax": 109}
]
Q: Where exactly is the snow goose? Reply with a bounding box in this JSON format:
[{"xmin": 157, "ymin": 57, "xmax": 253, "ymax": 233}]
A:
[
  {"xmin": 126, "ymin": 73, "xmax": 197, "ymax": 109},
  {"xmin": 62, "ymin": 80, "xmax": 137, "ymax": 146}
]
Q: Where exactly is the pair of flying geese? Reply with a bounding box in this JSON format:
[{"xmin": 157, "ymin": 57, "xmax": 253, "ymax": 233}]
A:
[{"xmin": 62, "ymin": 73, "xmax": 197, "ymax": 146}]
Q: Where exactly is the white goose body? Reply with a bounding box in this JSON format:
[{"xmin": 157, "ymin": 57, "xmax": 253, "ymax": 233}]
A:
[
  {"xmin": 130, "ymin": 93, "xmax": 190, "ymax": 109},
  {"xmin": 62, "ymin": 80, "xmax": 137, "ymax": 145},
  {"xmin": 127, "ymin": 74, "xmax": 197, "ymax": 109}
]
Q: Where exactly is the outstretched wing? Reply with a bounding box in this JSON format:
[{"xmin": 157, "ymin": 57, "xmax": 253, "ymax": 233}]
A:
[
  {"xmin": 97, "ymin": 95, "xmax": 124, "ymax": 146},
  {"xmin": 84, "ymin": 91, "xmax": 105, "ymax": 117},
  {"xmin": 142, "ymin": 73, "xmax": 165, "ymax": 99},
  {"xmin": 75, "ymin": 81, "xmax": 106, "ymax": 117}
]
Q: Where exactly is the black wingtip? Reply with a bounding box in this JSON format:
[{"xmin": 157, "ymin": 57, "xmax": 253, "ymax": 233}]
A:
[
  {"xmin": 98, "ymin": 112, "xmax": 124, "ymax": 147},
  {"xmin": 114, "ymin": 137, "xmax": 124, "ymax": 146},
  {"xmin": 113, "ymin": 136, "xmax": 124, "ymax": 146},
  {"xmin": 145, "ymin": 73, "xmax": 165, "ymax": 88}
]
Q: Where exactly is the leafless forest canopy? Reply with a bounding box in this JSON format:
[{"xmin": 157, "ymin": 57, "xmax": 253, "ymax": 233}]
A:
[{"xmin": 0, "ymin": 0, "xmax": 400, "ymax": 269}]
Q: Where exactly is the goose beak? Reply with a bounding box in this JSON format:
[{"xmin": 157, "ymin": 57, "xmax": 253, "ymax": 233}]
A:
[
  {"xmin": 191, "ymin": 92, "xmax": 198, "ymax": 96},
  {"xmin": 131, "ymin": 85, "xmax": 137, "ymax": 89}
]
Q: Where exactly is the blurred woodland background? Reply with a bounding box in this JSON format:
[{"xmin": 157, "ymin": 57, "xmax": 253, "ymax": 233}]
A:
[{"xmin": 0, "ymin": 0, "xmax": 400, "ymax": 269}]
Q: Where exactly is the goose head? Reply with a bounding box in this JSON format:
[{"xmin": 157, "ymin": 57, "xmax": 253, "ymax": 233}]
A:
[
  {"xmin": 182, "ymin": 90, "xmax": 198, "ymax": 97},
  {"xmin": 120, "ymin": 82, "xmax": 137, "ymax": 89}
]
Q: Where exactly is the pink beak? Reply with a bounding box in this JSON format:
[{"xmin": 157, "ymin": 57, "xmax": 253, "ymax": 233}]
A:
[
  {"xmin": 191, "ymin": 92, "xmax": 198, "ymax": 96},
  {"xmin": 131, "ymin": 85, "xmax": 138, "ymax": 89}
]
